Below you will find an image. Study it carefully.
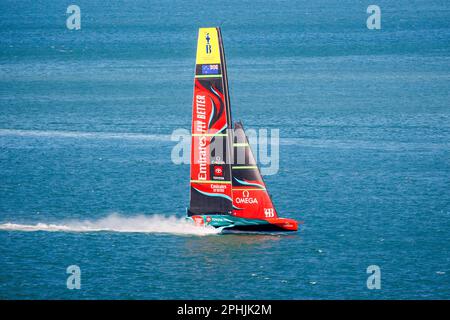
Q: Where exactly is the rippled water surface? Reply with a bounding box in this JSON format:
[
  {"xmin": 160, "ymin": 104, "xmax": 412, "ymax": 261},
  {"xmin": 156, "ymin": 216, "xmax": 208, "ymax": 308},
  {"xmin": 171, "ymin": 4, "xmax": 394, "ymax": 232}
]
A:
[{"xmin": 1, "ymin": 0, "xmax": 449, "ymax": 299}]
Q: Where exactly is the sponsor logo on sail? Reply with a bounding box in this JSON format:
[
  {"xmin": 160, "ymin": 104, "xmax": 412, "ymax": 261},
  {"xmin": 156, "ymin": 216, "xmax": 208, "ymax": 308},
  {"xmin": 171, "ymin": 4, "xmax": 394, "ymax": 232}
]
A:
[
  {"xmin": 211, "ymin": 184, "xmax": 228, "ymax": 193},
  {"xmin": 214, "ymin": 165, "xmax": 223, "ymax": 176},
  {"xmin": 235, "ymin": 190, "xmax": 258, "ymax": 204},
  {"xmin": 197, "ymin": 136, "xmax": 208, "ymax": 180},
  {"xmin": 205, "ymin": 33, "xmax": 212, "ymax": 54},
  {"xmin": 264, "ymin": 208, "xmax": 275, "ymax": 218}
]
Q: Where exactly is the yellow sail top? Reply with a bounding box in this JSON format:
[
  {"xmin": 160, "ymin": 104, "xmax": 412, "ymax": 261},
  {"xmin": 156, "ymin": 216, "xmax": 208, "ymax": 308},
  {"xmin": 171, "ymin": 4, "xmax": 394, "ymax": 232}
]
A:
[{"xmin": 196, "ymin": 27, "xmax": 221, "ymax": 65}]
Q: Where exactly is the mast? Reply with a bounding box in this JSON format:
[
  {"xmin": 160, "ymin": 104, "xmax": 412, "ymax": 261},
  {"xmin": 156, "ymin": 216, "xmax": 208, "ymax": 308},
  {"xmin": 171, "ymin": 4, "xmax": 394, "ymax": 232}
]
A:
[
  {"xmin": 217, "ymin": 28, "xmax": 233, "ymax": 129},
  {"xmin": 188, "ymin": 27, "xmax": 233, "ymax": 216}
]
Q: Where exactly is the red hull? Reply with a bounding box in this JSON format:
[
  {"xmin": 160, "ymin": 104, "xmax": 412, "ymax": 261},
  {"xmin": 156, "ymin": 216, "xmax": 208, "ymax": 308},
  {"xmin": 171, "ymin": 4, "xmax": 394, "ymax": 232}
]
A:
[{"xmin": 265, "ymin": 218, "xmax": 299, "ymax": 231}]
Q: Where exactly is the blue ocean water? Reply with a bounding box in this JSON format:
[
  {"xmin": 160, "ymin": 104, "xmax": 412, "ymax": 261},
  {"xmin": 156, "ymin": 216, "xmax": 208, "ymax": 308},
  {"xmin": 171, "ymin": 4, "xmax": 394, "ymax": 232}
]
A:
[{"xmin": 1, "ymin": 0, "xmax": 450, "ymax": 299}]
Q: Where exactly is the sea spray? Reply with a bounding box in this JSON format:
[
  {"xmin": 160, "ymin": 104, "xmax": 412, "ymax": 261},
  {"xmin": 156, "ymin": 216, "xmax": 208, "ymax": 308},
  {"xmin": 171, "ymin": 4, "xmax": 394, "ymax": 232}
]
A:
[{"xmin": 0, "ymin": 213, "xmax": 220, "ymax": 236}]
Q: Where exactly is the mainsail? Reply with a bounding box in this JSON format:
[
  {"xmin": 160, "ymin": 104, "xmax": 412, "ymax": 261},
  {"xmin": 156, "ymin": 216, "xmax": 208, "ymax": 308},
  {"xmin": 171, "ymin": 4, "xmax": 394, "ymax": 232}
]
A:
[{"xmin": 188, "ymin": 27, "xmax": 233, "ymax": 216}]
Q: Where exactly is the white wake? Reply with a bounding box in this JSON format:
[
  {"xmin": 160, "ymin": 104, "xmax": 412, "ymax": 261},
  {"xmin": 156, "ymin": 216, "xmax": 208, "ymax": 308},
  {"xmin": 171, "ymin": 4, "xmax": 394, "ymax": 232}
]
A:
[
  {"xmin": 0, "ymin": 129, "xmax": 170, "ymax": 141},
  {"xmin": 0, "ymin": 213, "xmax": 220, "ymax": 236}
]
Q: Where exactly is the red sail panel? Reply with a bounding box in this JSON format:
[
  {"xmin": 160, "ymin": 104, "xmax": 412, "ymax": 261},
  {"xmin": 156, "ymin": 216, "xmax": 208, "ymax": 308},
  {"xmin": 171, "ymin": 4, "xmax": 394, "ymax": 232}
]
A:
[{"xmin": 231, "ymin": 122, "xmax": 278, "ymax": 220}]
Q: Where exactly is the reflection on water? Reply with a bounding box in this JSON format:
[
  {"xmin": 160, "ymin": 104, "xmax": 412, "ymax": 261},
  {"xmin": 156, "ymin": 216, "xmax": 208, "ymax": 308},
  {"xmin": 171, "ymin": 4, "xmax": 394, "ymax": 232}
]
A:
[
  {"xmin": 179, "ymin": 233, "xmax": 301, "ymax": 282},
  {"xmin": 183, "ymin": 232, "xmax": 298, "ymax": 255}
]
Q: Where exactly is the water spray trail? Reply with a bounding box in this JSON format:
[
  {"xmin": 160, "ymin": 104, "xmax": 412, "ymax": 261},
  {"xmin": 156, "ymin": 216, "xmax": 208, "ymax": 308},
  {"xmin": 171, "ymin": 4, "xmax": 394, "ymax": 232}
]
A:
[
  {"xmin": 0, "ymin": 213, "xmax": 219, "ymax": 236},
  {"xmin": 0, "ymin": 129, "xmax": 171, "ymax": 141}
]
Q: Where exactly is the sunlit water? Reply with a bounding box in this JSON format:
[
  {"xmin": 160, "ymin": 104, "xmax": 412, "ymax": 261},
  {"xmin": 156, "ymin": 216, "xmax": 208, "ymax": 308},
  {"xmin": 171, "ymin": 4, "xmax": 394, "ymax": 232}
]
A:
[{"xmin": 0, "ymin": 0, "xmax": 449, "ymax": 299}]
